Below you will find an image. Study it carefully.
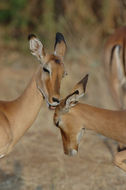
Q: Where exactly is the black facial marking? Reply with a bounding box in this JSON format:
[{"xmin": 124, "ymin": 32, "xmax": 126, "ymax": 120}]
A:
[
  {"xmin": 74, "ymin": 90, "xmax": 79, "ymax": 95},
  {"xmin": 56, "ymin": 121, "xmax": 59, "ymax": 127},
  {"xmin": 65, "ymin": 90, "xmax": 79, "ymax": 104},
  {"xmin": 28, "ymin": 34, "xmax": 36, "ymax": 41},
  {"xmin": 117, "ymin": 145, "xmax": 126, "ymax": 152},
  {"xmin": 43, "ymin": 67, "xmax": 50, "ymax": 73}
]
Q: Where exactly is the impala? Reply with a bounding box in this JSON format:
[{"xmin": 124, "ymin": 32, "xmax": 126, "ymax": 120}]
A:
[
  {"xmin": 0, "ymin": 32, "xmax": 67, "ymax": 158},
  {"xmin": 104, "ymin": 26, "xmax": 126, "ymax": 109},
  {"xmin": 54, "ymin": 67, "xmax": 126, "ymax": 172}
]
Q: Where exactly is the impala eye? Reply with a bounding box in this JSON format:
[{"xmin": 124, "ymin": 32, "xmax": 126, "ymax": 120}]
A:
[
  {"xmin": 55, "ymin": 59, "xmax": 60, "ymax": 64},
  {"xmin": 43, "ymin": 67, "xmax": 50, "ymax": 73},
  {"xmin": 56, "ymin": 120, "xmax": 59, "ymax": 127}
]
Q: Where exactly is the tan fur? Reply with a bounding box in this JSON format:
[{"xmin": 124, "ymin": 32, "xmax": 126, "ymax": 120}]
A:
[
  {"xmin": 0, "ymin": 69, "xmax": 43, "ymax": 156},
  {"xmin": 54, "ymin": 75, "xmax": 126, "ymax": 172},
  {"xmin": 104, "ymin": 26, "xmax": 126, "ymax": 109},
  {"xmin": 0, "ymin": 32, "xmax": 67, "ymax": 157}
]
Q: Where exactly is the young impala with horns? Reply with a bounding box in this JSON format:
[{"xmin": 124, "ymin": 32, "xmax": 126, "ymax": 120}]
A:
[
  {"xmin": 104, "ymin": 26, "xmax": 126, "ymax": 109},
  {"xmin": 54, "ymin": 56, "xmax": 126, "ymax": 171},
  {"xmin": 0, "ymin": 32, "xmax": 67, "ymax": 158}
]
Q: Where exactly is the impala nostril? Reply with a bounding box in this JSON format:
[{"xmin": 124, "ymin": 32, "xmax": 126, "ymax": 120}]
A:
[{"xmin": 52, "ymin": 97, "xmax": 60, "ymax": 103}]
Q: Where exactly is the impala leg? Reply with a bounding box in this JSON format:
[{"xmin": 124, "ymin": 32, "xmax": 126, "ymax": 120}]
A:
[{"xmin": 114, "ymin": 150, "xmax": 126, "ymax": 172}]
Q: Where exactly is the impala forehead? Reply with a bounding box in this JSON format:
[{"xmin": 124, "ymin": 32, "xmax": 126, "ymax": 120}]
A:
[
  {"xmin": 45, "ymin": 54, "xmax": 62, "ymax": 65},
  {"xmin": 57, "ymin": 114, "xmax": 83, "ymax": 136},
  {"xmin": 44, "ymin": 59, "xmax": 64, "ymax": 74}
]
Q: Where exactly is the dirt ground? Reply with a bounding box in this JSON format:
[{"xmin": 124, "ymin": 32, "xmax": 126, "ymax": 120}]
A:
[{"xmin": 0, "ymin": 49, "xmax": 126, "ymax": 190}]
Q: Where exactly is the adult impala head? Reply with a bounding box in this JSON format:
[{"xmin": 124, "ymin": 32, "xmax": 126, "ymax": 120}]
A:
[
  {"xmin": 54, "ymin": 74, "xmax": 88, "ymax": 156},
  {"xmin": 28, "ymin": 32, "xmax": 67, "ymax": 109}
]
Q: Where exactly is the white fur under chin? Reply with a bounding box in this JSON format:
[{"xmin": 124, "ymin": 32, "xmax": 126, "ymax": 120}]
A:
[{"xmin": 69, "ymin": 149, "xmax": 78, "ymax": 156}]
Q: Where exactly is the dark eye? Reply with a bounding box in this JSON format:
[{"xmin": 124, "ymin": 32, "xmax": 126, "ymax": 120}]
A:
[
  {"xmin": 43, "ymin": 67, "xmax": 50, "ymax": 73},
  {"xmin": 55, "ymin": 59, "xmax": 60, "ymax": 64}
]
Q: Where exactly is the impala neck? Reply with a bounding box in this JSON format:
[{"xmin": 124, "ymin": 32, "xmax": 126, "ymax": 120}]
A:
[
  {"xmin": 72, "ymin": 103, "xmax": 126, "ymax": 144},
  {"xmin": 6, "ymin": 66, "xmax": 43, "ymax": 145}
]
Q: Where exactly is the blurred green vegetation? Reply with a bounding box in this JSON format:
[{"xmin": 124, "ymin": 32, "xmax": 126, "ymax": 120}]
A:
[{"xmin": 0, "ymin": 0, "xmax": 126, "ymax": 50}]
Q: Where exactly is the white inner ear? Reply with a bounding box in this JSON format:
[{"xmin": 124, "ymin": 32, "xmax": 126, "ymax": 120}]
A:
[
  {"xmin": 77, "ymin": 128, "xmax": 85, "ymax": 144},
  {"xmin": 29, "ymin": 38, "xmax": 43, "ymax": 61},
  {"xmin": 66, "ymin": 94, "xmax": 77, "ymax": 109},
  {"xmin": 78, "ymin": 93, "xmax": 84, "ymax": 99},
  {"xmin": 66, "ymin": 92, "xmax": 85, "ymax": 109}
]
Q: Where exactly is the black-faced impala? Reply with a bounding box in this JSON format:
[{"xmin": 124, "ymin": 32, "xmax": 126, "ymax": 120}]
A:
[
  {"xmin": 0, "ymin": 32, "xmax": 67, "ymax": 158},
  {"xmin": 54, "ymin": 71, "xmax": 126, "ymax": 172},
  {"xmin": 104, "ymin": 26, "xmax": 126, "ymax": 109}
]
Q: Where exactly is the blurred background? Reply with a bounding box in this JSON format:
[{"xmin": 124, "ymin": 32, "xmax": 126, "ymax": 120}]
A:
[
  {"xmin": 0, "ymin": 0, "xmax": 126, "ymax": 51},
  {"xmin": 0, "ymin": 0, "xmax": 126, "ymax": 190}
]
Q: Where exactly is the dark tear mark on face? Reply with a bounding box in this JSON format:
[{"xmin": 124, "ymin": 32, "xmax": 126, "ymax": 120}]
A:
[{"xmin": 56, "ymin": 120, "xmax": 59, "ymax": 127}]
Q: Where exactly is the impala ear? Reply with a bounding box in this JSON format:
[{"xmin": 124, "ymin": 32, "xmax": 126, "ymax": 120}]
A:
[
  {"xmin": 63, "ymin": 74, "xmax": 89, "ymax": 110},
  {"xmin": 28, "ymin": 34, "xmax": 46, "ymax": 64},
  {"xmin": 72, "ymin": 74, "xmax": 89, "ymax": 98},
  {"xmin": 54, "ymin": 32, "xmax": 67, "ymax": 61},
  {"xmin": 65, "ymin": 90, "xmax": 80, "ymax": 109}
]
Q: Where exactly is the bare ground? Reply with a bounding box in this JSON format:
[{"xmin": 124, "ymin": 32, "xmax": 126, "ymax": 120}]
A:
[{"xmin": 0, "ymin": 49, "xmax": 126, "ymax": 190}]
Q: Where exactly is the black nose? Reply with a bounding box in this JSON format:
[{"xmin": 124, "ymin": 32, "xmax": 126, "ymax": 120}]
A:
[{"xmin": 52, "ymin": 97, "xmax": 60, "ymax": 103}]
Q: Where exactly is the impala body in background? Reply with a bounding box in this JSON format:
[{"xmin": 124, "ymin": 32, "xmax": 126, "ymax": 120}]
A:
[
  {"xmin": 54, "ymin": 73, "xmax": 126, "ymax": 172},
  {"xmin": 0, "ymin": 32, "xmax": 67, "ymax": 158},
  {"xmin": 104, "ymin": 26, "xmax": 126, "ymax": 109}
]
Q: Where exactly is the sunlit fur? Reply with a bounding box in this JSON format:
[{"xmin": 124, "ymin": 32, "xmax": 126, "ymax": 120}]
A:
[
  {"xmin": 104, "ymin": 26, "xmax": 126, "ymax": 109},
  {"xmin": 29, "ymin": 33, "xmax": 67, "ymax": 108},
  {"xmin": 0, "ymin": 32, "xmax": 67, "ymax": 157},
  {"xmin": 54, "ymin": 74, "xmax": 126, "ymax": 171},
  {"xmin": 38, "ymin": 54, "xmax": 65, "ymax": 106},
  {"xmin": 54, "ymin": 75, "xmax": 88, "ymax": 155}
]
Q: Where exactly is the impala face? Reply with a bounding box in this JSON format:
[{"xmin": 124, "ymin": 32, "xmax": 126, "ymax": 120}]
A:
[
  {"xmin": 60, "ymin": 125, "xmax": 85, "ymax": 156},
  {"xmin": 28, "ymin": 33, "xmax": 67, "ymax": 109},
  {"xmin": 36, "ymin": 54, "xmax": 66, "ymax": 109},
  {"xmin": 54, "ymin": 74, "xmax": 88, "ymax": 155}
]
